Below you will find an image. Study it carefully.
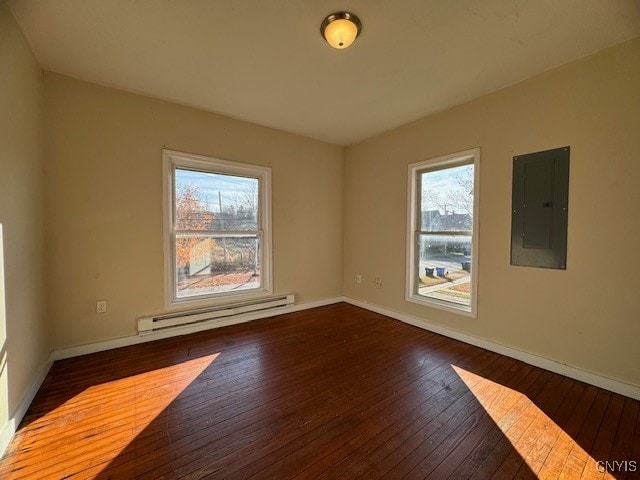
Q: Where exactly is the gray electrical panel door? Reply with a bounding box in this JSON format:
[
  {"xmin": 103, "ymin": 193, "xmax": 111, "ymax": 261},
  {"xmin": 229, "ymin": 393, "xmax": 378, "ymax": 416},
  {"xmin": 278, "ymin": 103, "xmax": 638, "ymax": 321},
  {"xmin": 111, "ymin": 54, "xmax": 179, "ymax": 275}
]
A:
[{"xmin": 511, "ymin": 146, "xmax": 569, "ymax": 269}]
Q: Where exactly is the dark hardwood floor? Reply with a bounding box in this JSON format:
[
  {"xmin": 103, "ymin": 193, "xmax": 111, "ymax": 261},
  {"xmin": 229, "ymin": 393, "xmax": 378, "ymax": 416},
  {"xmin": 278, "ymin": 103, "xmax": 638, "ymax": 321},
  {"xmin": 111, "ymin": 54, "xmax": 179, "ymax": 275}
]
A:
[{"xmin": 1, "ymin": 303, "xmax": 638, "ymax": 479}]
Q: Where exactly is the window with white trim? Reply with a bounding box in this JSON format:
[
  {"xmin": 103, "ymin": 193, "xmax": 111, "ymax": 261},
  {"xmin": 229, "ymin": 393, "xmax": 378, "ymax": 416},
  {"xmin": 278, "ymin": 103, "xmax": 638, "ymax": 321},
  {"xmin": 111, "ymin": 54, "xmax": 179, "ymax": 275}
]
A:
[
  {"xmin": 407, "ymin": 149, "xmax": 479, "ymax": 316},
  {"xmin": 163, "ymin": 150, "xmax": 272, "ymax": 305}
]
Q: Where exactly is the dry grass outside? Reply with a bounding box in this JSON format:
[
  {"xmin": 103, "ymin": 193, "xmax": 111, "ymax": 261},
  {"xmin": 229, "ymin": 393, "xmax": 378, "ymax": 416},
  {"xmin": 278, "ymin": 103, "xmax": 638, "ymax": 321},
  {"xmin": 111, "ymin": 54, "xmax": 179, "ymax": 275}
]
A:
[
  {"xmin": 449, "ymin": 282, "xmax": 471, "ymax": 293},
  {"xmin": 439, "ymin": 288, "xmax": 471, "ymax": 300},
  {"xmin": 178, "ymin": 270, "xmax": 259, "ymax": 291}
]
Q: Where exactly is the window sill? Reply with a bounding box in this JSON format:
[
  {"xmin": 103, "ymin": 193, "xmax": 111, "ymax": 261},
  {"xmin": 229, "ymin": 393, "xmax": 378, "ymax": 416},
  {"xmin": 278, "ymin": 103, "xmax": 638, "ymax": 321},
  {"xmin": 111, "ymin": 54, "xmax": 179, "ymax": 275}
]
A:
[
  {"xmin": 406, "ymin": 293, "xmax": 477, "ymax": 318},
  {"xmin": 167, "ymin": 287, "xmax": 273, "ymax": 310}
]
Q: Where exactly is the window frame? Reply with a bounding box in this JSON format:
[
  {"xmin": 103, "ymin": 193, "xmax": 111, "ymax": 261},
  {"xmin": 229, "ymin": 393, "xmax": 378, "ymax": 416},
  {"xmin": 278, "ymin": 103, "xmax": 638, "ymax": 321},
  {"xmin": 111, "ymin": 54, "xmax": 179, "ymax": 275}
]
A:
[
  {"xmin": 163, "ymin": 149, "xmax": 272, "ymax": 308},
  {"xmin": 406, "ymin": 148, "xmax": 480, "ymax": 317}
]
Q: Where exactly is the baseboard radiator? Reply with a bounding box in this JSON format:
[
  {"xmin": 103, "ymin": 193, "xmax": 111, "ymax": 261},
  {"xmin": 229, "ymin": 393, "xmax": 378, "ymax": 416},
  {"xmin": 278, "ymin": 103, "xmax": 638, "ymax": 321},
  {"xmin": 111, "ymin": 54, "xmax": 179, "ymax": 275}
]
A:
[{"xmin": 137, "ymin": 294, "xmax": 295, "ymax": 335}]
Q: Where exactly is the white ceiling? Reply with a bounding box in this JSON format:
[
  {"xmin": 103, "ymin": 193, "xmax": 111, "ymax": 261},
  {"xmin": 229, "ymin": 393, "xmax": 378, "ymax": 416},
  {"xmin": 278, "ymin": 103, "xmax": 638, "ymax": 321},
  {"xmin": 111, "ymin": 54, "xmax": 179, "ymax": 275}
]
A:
[{"xmin": 8, "ymin": 0, "xmax": 640, "ymax": 146}]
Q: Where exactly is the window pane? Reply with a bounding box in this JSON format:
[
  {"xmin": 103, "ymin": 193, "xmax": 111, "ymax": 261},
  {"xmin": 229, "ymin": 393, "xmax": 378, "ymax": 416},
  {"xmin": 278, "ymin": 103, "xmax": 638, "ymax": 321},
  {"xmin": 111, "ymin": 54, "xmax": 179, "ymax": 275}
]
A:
[
  {"xmin": 175, "ymin": 233, "xmax": 261, "ymax": 298},
  {"xmin": 420, "ymin": 164, "xmax": 474, "ymax": 232},
  {"xmin": 175, "ymin": 168, "xmax": 259, "ymax": 231},
  {"xmin": 417, "ymin": 234, "xmax": 472, "ymax": 307}
]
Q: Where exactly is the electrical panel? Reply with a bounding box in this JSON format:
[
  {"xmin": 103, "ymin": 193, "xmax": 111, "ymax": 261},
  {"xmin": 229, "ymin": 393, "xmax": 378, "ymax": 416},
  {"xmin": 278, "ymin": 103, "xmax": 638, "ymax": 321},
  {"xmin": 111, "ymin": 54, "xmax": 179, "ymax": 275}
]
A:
[{"xmin": 511, "ymin": 146, "xmax": 569, "ymax": 269}]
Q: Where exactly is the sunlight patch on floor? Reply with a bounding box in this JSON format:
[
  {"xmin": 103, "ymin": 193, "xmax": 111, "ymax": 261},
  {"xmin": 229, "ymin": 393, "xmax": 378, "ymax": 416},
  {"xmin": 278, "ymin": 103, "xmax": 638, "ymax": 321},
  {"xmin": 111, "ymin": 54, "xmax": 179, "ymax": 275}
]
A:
[
  {"xmin": 451, "ymin": 365, "xmax": 612, "ymax": 479},
  {"xmin": 6, "ymin": 353, "xmax": 219, "ymax": 479}
]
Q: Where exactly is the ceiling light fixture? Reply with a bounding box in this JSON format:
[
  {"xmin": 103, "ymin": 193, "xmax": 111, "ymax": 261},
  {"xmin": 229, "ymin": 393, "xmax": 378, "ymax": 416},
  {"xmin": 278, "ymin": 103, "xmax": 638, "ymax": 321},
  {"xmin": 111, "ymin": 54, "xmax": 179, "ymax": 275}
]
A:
[{"xmin": 321, "ymin": 12, "xmax": 362, "ymax": 49}]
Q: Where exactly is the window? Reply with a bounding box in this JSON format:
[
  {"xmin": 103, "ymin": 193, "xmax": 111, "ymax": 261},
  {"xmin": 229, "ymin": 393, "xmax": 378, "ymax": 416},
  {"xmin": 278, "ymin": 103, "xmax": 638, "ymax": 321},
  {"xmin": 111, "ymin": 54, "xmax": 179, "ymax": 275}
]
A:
[
  {"xmin": 407, "ymin": 149, "xmax": 479, "ymax": 316},
  {"xmin": 163, "ymin": 150, "xmax": 272, "ymax": 306}
]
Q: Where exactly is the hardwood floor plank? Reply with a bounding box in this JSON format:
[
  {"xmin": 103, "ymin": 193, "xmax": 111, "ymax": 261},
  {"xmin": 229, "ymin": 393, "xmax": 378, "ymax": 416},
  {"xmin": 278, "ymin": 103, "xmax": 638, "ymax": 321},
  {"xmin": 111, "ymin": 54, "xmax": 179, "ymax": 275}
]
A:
[
  {"xmin": 0, "ymin": 303, "xmax": 637, "ymax": 480},
  {"xmin": 538, "ymin": 384, "xmax": 599, "ymax": 480},
  {"xmin": 105, "ymin": 324, "xmax": 450, "ymax": 478},
  {"xmin": 131, "ymin": 329, "xmax": 459, "ymax": 478},
  {"xmin": 629, "ymin": 404, "xmax": 640, "ymax": 480},
  {"xmin": 273, "ymin": 349, "xmax": 495, "ymax": 480},
  {"xmin": 509, "ymin": 376, "xmax": 576, "ymax": 477},
  {"xmin": 608, "ymin": 397, "xmax": 640, "ymax": 480},
  {"xmin": 451, "ymin": 365, "xmax": 574, "ymax": 480},
  {"xmin": 581, "ymin": 393, "xmax": 626, "ymax": 480},
  {"xmin": 487, "ymin": 373, "xmax": 566, "ymax": 479},
  {"xmin": 309, "ymin": 351, "xmax": 506, "ymax": 480},
  {"xmin": 9, "ymin": 312, "xmax": 418, "ymax": 477},
  {"xmin": 374, "ymin": 357, "xmax": 525, "ymax": 479},
  {"xmin": 530, "ymin": 381, "xmax": 587, "ymax": 479}
]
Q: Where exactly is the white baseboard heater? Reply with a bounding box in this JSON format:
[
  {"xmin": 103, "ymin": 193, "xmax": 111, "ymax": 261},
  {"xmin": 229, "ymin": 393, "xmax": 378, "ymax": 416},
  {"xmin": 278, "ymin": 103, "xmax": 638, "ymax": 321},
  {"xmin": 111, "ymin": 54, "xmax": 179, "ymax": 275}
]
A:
[{"xmin": 137, "ymin": 294, "xmax": 295, "ymax": 335}]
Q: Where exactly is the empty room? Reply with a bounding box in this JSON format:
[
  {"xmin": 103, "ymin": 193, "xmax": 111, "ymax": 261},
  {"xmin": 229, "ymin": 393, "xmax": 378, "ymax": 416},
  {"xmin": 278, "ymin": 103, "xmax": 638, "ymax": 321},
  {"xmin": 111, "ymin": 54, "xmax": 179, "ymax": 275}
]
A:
[{"xmin": 1, "ymin": 1, "xmax": 639, "ymax": 478}]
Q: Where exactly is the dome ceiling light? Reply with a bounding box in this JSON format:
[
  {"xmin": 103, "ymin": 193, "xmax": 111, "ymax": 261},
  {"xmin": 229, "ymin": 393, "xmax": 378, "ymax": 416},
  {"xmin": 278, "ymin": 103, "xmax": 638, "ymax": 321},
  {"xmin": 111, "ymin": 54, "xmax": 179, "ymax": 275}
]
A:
[{"xmin": 320, "ymin": 12, "xmax": 362, "ymax": 49}]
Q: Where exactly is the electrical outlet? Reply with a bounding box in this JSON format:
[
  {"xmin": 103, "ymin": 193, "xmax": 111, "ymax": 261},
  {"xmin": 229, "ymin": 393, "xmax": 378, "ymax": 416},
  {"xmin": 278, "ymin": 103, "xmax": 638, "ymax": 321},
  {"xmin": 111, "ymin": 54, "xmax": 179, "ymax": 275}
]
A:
[
  {"xmin": 374, "ymin": 277, "xmax": 383, "ymax": 288},
  {"xmin": 356, "ymin": 274, "xmax": 362, "ymax": 284},
  {"xmin": 96, "ymin": 300, "xmax": 107, "ymax": 314}
]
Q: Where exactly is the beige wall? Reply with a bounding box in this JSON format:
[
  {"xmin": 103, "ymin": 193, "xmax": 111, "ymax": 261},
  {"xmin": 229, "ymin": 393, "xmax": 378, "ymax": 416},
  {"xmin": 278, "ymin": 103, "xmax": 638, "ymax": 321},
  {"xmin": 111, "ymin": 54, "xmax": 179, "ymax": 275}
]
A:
[
  {"xmin": 44, "ymin": 73, "xmax": 344, "ymax": 349},
  {"xmin": 0, "ymin": 0, "xmax": 49, "ymax": 433},
  {"xmin": 344, "ymin": 38, "xmax": 640, "ymax": 387},
  {"xmin": 2, "ymin": 1, "xmax": 638, "ymax": 430}
]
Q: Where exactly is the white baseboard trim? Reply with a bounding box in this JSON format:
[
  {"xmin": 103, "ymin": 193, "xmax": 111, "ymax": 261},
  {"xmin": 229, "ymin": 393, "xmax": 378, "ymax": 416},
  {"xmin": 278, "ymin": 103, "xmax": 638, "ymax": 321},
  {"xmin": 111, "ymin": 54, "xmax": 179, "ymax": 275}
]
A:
[
  {"xmin": 0, "ymin": 359, "xmax": 52, "ymax": 458},
  {"xmin": 343, "ymin": 296, "xmax": 640, "ymax": 401},
  {"xmin": 51, "ymin": 296, "xmax": 344, "ymax": 361}
]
